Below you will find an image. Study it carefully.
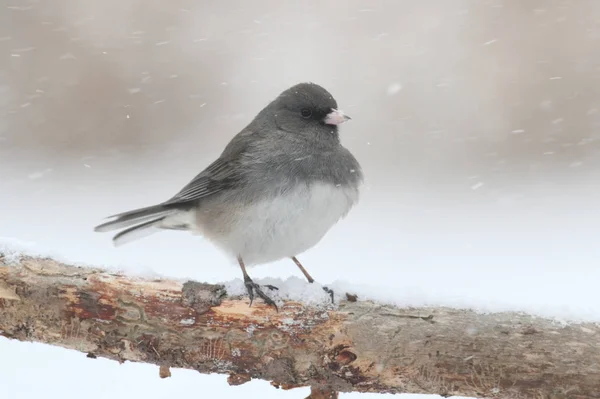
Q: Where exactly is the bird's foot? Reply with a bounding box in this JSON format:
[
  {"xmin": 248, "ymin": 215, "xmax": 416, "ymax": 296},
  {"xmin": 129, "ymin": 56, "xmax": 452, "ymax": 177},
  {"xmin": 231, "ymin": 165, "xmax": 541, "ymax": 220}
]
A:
[
  {"xmin": 244, "ymin": 277, "xmax": 278, "ymax": 310},
  {"xmin": 323, "ymin": 286, "xmax": 335, "ymax": 303},
  {"xmin": 307, "ymin": 280, "xmax": 335, "ymax": 303}
]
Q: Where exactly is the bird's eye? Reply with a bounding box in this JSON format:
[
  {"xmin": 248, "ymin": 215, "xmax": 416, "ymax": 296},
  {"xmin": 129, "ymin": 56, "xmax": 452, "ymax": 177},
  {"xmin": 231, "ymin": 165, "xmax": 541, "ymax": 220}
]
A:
[{"xmin": 300, "ymin": 108, "xmax": 312, "ymax": 118}]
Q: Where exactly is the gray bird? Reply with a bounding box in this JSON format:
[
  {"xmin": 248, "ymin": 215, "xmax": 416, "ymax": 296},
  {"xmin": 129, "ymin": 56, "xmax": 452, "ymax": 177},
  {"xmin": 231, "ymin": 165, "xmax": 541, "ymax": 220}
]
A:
[{"xmin": 94, "ymin": 82, "xmax": 363, "ymax": 308}]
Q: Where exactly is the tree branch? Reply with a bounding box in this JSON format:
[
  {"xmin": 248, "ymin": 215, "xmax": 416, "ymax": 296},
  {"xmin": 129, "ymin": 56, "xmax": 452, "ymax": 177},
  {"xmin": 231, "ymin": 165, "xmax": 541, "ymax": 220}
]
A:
[{"xmin": 1, "ymin": 253, "xmax": 599, "ymax": 398}]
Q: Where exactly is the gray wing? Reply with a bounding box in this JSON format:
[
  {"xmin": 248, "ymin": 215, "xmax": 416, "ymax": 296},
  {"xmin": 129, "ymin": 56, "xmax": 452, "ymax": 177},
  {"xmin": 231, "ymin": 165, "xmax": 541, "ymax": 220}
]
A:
[
  {"xmin": 95, "ymin": 156, "xmax": 244, "ymax": 233},
  {"xmin": 163, "ymin": 156, "xmax": 244, "ymax": 205},
  {"xmin": 94, "ymin": 132, "xmax": 251, "ymax": 240},
  {"xmin": 163, "ymin": 129, "xmax": 255, "ymax": 205}
]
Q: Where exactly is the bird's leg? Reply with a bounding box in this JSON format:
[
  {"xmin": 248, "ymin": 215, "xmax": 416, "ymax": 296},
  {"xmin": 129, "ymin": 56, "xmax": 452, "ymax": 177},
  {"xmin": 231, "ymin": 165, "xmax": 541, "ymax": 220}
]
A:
[
  {"xmin": 238, "ymin": 257, "xmax": 278, "ymax": 310},
  {"xmin": 292, "ymin": 256, "xmax": 315, "ymax": 283},
  {"xmin": 291, "ymin": 256, "xmax": 334, "ymax": 303}
]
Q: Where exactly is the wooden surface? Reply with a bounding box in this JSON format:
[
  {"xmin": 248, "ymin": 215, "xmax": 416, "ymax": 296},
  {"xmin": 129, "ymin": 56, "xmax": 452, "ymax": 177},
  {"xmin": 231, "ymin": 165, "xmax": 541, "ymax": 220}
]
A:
[{"xmin": 1, "ymin": 254, "xmax": 599, "ymax": 398}]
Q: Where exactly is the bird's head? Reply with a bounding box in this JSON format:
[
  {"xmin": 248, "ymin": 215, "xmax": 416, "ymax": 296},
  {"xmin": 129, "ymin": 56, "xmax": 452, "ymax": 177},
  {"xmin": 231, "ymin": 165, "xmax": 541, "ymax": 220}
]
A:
[{"xmin": 260, "ymin": 82, "xmax": 351, "ymax": 144}]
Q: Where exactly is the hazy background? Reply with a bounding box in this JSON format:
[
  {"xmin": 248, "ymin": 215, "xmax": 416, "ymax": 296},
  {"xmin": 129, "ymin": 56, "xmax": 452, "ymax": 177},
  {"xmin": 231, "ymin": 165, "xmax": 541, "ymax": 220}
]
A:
[{"xmin": 1, "ymin": 1, "xmax": 600, "ymax": 398}]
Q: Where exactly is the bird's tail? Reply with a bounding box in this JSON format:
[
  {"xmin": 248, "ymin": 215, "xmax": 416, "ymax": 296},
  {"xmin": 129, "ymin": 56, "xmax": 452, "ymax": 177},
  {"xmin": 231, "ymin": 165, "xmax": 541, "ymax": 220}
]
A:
[{"xmin": 94, "ymin": 204, "xmax": 182, "ymax": 246}]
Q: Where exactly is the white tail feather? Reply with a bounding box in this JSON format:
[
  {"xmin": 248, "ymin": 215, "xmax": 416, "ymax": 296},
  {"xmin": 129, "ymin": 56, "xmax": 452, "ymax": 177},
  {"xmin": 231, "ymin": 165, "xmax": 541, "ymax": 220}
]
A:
[
  {"xmin": 95, "ymin": 209, "xmax": 178, "ymax": 232},
  {"xmin": 111, "ymin": 210, "xmax": 196, "ymax": 246},
  {"xmin": 113, "ymin": 222, "xmax": 162, "ymax": 246}
]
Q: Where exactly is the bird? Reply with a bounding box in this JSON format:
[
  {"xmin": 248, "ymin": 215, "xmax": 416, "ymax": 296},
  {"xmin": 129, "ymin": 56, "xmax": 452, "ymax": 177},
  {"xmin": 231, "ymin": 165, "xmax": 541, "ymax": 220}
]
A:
[{"xmin": 94, "ymin": 82, "xmax": 363, "ymax": 309}]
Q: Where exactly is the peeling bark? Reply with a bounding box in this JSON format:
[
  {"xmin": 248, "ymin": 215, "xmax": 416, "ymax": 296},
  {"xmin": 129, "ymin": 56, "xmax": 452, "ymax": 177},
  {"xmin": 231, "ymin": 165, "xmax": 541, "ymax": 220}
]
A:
[
  {"xmin": 305, "ymin": 387, "xmax": 339, "ymax": 399},
  {"xmin": 159, "ymin": 365, "xmax": 172, "ymax": 379},
  {"xmin": 1, "ymin": 254, "xmax": 599, "ymax": 398}
]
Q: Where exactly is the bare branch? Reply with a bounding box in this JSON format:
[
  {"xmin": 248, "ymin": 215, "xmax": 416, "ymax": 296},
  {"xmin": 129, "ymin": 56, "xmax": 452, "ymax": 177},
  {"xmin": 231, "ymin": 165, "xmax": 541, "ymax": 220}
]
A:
[{"xmin": 1, "ymin": 254, "xmax": 599, "ymax": 398}]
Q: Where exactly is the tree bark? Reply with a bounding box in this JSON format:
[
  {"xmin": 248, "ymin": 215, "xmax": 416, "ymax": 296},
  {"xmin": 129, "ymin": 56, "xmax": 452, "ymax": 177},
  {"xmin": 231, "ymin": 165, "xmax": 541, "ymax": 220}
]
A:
[{"xmin": 1, "ymin": 254, "xmax": 599, "ymax": 399}]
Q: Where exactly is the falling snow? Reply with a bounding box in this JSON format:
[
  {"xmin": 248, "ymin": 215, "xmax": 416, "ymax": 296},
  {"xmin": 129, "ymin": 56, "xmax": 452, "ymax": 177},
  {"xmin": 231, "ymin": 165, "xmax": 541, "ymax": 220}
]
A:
[
  {"xmin": 386, "ymin": 83, "xmax": 402, "ymax": 95},
  {"xmin": 27, "ymin": 169, "xmax": 53, "ymax": 180},
  {"xmin": 3, "ymin": 2, "xmax": 600, "ymax": 399}
]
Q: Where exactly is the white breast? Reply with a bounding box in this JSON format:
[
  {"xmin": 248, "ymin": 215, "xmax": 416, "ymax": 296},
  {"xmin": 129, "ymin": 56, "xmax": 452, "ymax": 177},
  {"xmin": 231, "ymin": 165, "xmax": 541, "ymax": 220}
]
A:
[{"xmin": 202, "ymin": 182, "xmax": 359, "ymax": 265}]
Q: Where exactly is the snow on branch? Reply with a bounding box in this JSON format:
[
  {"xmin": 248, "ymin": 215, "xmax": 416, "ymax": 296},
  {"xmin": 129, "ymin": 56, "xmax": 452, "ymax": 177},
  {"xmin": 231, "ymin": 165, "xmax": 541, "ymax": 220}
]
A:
[{"xmin": 1, "ymin": 253, "xmax": 599, "ymax": 398}]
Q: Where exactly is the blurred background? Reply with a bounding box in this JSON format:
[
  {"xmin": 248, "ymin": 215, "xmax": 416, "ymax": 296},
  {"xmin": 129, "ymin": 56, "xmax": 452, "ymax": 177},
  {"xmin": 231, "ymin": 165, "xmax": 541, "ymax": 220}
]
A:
[
  {"xmin": 2, "ymin": 0, "xmax": 600, "ymax": 309},
  {"xmin": 1, "ymin": 1, "xmax": 600, "ymax": 397}
]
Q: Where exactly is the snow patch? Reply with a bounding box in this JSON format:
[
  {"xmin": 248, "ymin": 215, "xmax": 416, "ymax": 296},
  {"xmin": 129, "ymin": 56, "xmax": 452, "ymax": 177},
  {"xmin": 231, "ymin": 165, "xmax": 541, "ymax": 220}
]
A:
[
  {"xmin": 223, "ymin": 276, "xmax": 333, "ymax": 307},
  {"xmin": 0, "ymin": 237, "xmax": 57, "ymax": 264}
]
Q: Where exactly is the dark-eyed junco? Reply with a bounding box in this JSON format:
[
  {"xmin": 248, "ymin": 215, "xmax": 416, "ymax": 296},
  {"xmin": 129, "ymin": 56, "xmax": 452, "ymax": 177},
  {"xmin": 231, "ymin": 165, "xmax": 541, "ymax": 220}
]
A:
[{"xmin": 95, "ymin": 82, "xmax": 363, "ymax": 308}]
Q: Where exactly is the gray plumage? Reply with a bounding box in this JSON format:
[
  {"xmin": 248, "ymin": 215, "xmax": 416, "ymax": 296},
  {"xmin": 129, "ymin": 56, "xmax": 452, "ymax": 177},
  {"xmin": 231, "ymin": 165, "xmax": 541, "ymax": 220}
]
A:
[{"xmin": 95, "ymin": 82, "xmax": 363, "ymax": 268}]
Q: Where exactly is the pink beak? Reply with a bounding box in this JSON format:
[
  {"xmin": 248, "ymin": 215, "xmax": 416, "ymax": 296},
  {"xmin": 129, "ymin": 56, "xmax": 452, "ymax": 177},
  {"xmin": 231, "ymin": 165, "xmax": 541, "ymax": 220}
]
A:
[{"xmin": 324, "ymin": 109, "xmax": 351, "ymax": 126}]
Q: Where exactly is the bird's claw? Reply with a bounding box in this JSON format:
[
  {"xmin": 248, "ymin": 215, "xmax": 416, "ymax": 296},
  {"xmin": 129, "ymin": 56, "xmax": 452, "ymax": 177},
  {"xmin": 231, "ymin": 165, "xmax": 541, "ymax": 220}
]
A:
[
  {"xmin": 244, "ymin": 278, "xmax": 278, "ymax": 310},
  {"xmin": 323, "ymin": 286, "xmax": 335, "ymax": 303}
]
